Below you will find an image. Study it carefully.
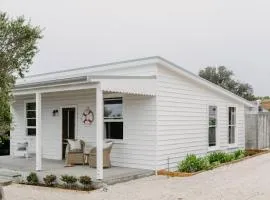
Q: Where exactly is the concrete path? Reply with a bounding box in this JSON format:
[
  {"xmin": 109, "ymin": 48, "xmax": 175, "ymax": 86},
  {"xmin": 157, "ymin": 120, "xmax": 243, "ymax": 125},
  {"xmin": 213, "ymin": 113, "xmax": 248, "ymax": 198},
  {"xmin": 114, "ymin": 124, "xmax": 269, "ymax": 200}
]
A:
[{"xmin": 3, "ymin": 153, "xmax": 270, "ymax": 200}]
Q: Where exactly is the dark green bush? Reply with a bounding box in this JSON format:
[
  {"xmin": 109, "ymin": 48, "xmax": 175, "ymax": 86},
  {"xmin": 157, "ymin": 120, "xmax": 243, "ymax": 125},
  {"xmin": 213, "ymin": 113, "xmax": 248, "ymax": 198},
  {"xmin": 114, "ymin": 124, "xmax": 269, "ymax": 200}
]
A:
[
  {"xmin": 60, "ymin": 175, "xmax": 77, "ymax": 188},
  {"xmin": 178, "ymin": 154, "xmax": 210, "ymax": 173},
  {"xmin": 234, "ymin": 149, "xmax": 245, "ymax": 159},
  {"xmin": 43, "ymin": 174, "xmax": 57, "ymax": 186},
  {"xmin": 79, "ymin": 176, "xmax": 92, "ymax": 189},
  {"xmin": 26, "ymin": 172, "xmax": 39, "ymax": 185}
]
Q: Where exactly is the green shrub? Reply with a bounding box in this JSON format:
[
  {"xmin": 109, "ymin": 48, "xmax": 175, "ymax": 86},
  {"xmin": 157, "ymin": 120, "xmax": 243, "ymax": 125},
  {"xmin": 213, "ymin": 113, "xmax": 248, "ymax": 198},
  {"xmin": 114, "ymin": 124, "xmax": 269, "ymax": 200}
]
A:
[
  {"xmin": 178, "ymin": 154, "xmax": 210, "ymax": 173},
  {"xmin": 223, "ymin": 153, "xmax": 235, "ymax": 162},
  {"xmin": 79, "ymin": 176, "xmax": 92, "ymax": 189},
  {"xmin": 234, "ymin": 149, "xmax": 245, "ymax": 159},
  {"xmin": 210, "ymin": 161, "xmax": 221, "ymax": 168},
  {"xmin": 208, "ymin": 152, "xmax": 236, "ymax": 164},
  {"xmin": 26, "ymin": 172, "xmax": 39, "ymax": 185},
  {"xmin": 207, "ymin": 152, "xmax": 227, "ymax": 164},
  {"xmin": 43, "ymin": 174, "xmax": 57, "ymax": 186},
  {"xmin": 60, "ymin": 175, "xmax": 77, "ymax": 188}
]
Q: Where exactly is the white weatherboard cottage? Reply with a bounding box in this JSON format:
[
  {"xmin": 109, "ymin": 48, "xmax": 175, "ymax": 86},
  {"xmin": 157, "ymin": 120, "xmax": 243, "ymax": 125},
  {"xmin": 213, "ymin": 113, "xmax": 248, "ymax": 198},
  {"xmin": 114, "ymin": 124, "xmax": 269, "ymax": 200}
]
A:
[{"xmin": 11, "ymin": 56, "xmax": 254, "ymax": 180}]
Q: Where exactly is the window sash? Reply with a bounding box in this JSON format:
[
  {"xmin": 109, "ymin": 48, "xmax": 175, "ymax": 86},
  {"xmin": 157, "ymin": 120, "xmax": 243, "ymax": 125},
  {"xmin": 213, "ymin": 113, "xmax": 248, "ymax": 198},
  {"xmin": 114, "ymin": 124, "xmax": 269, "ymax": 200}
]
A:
[
  {"xmin": 228, "ymin": 107, "xmax": 236, "ymax": 144},
  {"xmin": 104, "ymin": 98, "xmax": 123, "ymax": 119},
  {"xmin": 104, "ymin": 97, "xmax": 123, "ymax": 140},
  {"xmin": 26, "ymin": 102, "xmax": 37, "ymax": 136},
  {"xmin": 105, "ymin": 122, "xmax": 123, "ymax": 140},
  {"xmin": 208, "ymin": 106, "xmax": 217, "ymax": 147}
]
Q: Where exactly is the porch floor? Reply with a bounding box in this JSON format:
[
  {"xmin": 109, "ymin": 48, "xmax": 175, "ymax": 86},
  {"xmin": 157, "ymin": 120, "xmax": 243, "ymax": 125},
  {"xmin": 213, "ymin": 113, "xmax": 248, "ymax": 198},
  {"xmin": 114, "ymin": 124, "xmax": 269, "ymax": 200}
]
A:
[{"xmin": 0, "ymin": 156, "xmax": 154, "ymax": 185}]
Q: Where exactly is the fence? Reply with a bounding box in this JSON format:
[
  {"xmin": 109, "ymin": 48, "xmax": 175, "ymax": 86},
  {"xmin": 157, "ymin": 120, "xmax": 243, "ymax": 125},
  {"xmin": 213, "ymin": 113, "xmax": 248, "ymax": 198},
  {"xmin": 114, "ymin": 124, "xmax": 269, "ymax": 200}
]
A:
[{"xmin": 246, "ymin": 113, "xmax": 270, "ymax": 149}]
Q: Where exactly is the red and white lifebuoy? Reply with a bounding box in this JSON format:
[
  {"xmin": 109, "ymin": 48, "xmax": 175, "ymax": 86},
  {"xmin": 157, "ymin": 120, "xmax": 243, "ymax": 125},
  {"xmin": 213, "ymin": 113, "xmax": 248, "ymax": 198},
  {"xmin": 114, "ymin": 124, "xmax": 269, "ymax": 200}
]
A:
[{"xmin": 82, "ymin": 107, "xmax": 94, "ymax": 125}]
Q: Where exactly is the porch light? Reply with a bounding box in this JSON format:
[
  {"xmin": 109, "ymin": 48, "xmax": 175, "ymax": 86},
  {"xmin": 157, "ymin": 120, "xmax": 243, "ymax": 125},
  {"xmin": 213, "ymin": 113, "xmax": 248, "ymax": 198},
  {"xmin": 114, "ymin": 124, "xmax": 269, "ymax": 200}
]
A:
[{"xmin": 52, "ymin": 109, "xmax": 59, "ymax": 116}]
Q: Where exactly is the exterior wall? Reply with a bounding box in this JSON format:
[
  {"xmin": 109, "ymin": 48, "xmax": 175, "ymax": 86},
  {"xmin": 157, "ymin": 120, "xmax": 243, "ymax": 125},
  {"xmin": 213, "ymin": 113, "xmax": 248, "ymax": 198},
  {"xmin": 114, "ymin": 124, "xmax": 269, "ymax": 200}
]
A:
[
  {"xmin": 156, "ymin": 66, "xmax": 246, "ymax": 170},
  {"xmin": 10, "ymin": 90, "xmax": 157, "ymax": 170}
]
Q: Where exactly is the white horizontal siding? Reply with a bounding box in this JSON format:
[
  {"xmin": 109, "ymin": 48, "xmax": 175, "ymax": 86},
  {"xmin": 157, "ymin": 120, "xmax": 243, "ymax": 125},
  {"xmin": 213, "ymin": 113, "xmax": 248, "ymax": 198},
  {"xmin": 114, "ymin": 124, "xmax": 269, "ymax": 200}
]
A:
[
  {"xmin": 156, "ymin": 66, "xmax": 245, "ymax": 170},
  {"xmin": 115, "ymin": 95, "xmax": 156, "ymax": 169}
]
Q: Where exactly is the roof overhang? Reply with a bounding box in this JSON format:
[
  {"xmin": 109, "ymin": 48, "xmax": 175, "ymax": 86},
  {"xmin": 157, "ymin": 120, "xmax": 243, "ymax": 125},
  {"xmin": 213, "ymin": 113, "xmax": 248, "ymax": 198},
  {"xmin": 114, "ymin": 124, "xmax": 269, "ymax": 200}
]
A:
[{"xmin": 13, "ymin": 75, "xmax": 156, "ymax": 96}]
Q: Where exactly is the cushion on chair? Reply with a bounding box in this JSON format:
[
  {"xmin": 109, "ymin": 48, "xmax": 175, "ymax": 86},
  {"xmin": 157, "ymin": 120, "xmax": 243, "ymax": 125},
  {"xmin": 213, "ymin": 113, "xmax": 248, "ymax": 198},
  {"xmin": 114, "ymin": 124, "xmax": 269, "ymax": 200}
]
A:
[
  {"xmin": 67, "ymin": 139, "xmax": 82, "ymax": 152},
  {"xmin": 103, "ymin": 141, "xmax": 113, "ymax": 149}
]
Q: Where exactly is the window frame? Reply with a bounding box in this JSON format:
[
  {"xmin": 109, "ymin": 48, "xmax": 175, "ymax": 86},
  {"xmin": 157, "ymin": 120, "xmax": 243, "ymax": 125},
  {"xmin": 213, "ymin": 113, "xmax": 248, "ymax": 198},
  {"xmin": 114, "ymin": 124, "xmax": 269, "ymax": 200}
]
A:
[
  {"xmin": 103, "ymin": 96, "xmax": 124, "ymax": 142},
  {"xmin": 228, "ymin": 106, "xmax": 237, "ymax": 146},
  {"xmin": 24, "ymin": 100, "xmax": 37, "ymax": 137},
  {"xmin": 208, "ymin": 105, "xmax": 219, "ymax": 151}
]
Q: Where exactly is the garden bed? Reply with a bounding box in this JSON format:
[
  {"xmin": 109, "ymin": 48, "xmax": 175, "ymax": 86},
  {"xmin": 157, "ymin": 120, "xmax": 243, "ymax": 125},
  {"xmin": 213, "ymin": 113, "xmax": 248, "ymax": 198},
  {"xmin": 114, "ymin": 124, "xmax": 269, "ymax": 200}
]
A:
[
  {"xmin": 158, "ymin": 149, "xmax": 270, "ymax": 177},
  {"xmin": 18, "ymin": 173, "xmax": 95, "ymax": 192}
]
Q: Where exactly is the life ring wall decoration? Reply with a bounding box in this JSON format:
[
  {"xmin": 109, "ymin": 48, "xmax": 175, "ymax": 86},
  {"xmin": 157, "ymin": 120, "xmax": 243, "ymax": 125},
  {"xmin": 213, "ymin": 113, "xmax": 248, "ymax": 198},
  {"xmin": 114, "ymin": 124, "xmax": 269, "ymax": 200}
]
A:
[{"xmin": 82, "ymin": 107, "xmax": 94, "ymax": 125}]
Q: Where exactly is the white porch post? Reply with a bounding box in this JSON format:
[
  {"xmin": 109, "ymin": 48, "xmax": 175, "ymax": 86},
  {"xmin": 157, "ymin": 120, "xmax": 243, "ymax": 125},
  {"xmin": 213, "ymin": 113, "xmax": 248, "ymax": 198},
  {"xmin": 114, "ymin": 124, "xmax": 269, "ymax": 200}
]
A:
[
  {"xmin": 96, "ymin": 85, "xmax": 104, "ymax": 180},
  {"xmin": 35, "ymin": 92, "xmax": 42, "ymax": 171}
]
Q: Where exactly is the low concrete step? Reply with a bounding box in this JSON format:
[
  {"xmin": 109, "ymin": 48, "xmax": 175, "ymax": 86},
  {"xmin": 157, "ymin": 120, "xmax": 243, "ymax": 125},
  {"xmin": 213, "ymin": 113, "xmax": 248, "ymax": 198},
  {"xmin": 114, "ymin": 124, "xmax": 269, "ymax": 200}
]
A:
[
  {"xmin": 0, "ymin": 179, "xmax": 12, "ymax": 186},
  {"xmin": 0, "ymin": 169, "xmax": 21, "ymax": 180}
]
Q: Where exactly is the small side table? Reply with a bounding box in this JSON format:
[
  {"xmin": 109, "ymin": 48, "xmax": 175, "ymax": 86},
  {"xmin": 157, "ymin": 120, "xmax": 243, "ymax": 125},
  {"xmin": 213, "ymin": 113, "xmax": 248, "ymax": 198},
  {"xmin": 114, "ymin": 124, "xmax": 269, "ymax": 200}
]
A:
[{"xmin": 83, "ymin": 153, "xmax": 89, "ymax": 165}]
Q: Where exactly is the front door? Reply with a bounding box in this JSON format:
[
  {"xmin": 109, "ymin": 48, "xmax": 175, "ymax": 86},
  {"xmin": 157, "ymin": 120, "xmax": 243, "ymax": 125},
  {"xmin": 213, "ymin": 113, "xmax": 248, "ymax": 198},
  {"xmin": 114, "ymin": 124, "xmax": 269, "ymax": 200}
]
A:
[{"xmin": 62, "ymin": 107, "xmax": 76, "ymax": 159}]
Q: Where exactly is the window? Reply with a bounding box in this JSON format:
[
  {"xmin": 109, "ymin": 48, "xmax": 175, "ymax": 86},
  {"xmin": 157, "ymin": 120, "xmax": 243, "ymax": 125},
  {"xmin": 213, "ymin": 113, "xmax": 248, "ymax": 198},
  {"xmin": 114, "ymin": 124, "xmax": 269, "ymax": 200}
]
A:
[
  {"xmin": 209, "ymin": 106, "xmax": 217, "ymax": 147},
  {"xmin": 228, "ymin": 107, "xmax": 236, "ymax": 144},
  {"xmin": 25, "ymin": 102, "xmax": 36, "ymax": 136},
  {"xmin": 104, "ymin": 98, "xmax": 123, "ymax": 140}
]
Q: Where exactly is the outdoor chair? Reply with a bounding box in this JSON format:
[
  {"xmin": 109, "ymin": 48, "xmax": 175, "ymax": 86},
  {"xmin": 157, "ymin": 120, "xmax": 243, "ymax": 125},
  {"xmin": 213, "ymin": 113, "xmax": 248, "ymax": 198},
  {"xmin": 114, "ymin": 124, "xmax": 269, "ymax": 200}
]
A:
[
  {"xmin": 13, "ymin": 142, "xmax": 29, "ymax": 158},
  {"xmin": 89, "ymin": 141, "xmax": 113, "ymax": 168},
  {"xmin": 65, "ymin": 139, "xmax": 85, "ymax": 166}
]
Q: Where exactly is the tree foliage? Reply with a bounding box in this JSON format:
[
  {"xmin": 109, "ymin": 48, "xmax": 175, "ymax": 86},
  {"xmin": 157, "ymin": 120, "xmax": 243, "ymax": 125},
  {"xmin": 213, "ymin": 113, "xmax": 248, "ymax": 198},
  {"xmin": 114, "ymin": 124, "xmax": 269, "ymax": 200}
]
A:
[
  {"xmin": 199, "ymin": 66, "xmax": 255, "ymax": 101},
  {"xmin": 0, "ymin": 12, "xmax": 42, "ymax": 133}
]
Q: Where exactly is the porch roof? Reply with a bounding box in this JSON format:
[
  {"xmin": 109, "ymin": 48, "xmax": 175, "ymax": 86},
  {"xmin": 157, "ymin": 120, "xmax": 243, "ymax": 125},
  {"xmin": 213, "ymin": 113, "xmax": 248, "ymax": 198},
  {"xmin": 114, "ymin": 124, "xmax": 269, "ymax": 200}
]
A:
[{"xmin": 13, "ymin": 75, "xmax": 156, "ymax": 96}]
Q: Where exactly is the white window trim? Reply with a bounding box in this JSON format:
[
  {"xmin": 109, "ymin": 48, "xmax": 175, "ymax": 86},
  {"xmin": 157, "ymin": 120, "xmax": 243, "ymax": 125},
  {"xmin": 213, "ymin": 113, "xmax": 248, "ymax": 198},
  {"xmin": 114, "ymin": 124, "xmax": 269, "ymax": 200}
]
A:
[
  {"xmin": 227, "ymin": 105, "xmax": 238, "ymax": 148},
  {"xmin": 24, "ymin": 100, "xmax": 36, "ymax": 137},
  {"xmin": 208, "ymin": 105, "xmax": 219, "ymax": 152},
  {"xmin": 103, "ymin": 95, "xmax": 125, "ymax": 143}
]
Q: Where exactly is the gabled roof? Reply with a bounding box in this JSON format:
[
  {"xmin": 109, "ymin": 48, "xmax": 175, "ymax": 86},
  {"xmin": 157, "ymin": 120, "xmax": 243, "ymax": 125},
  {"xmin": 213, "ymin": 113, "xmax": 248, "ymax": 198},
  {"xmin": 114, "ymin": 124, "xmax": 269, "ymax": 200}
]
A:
[{"xmin": 15, "ymin": 56, "xmax": 254, "ymax": 107}]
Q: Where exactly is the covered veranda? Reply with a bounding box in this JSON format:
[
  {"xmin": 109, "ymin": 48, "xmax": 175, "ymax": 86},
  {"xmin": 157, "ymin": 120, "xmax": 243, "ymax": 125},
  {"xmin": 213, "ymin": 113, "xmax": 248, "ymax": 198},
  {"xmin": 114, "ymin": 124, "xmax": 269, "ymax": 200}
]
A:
[{"xmin": 12, "ymin": 75, "xmax": 156, "ymax": 181}]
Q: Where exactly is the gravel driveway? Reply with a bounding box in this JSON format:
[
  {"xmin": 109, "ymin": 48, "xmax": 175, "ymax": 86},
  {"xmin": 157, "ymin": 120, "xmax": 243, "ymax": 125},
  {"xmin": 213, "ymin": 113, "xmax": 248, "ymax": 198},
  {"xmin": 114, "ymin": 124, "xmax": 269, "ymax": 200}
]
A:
[{"xmin": 3, "ymin": 153, "xmax": 270, "ymax": 200}]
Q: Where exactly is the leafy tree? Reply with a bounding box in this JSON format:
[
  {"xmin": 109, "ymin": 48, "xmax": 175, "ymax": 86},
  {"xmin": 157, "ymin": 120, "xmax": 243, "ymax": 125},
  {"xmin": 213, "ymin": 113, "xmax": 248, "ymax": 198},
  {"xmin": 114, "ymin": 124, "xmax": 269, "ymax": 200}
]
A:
[
  {"xmin": 256, "ymin": 96, "xmax": 270, "ymax": 100},
  {"xmin": 199, "ymin": 66, "xmax": 255, "ymax": 101},
  {"xmin": 0, "ymin": 12, "xmax": 42, "ymax": 134}
]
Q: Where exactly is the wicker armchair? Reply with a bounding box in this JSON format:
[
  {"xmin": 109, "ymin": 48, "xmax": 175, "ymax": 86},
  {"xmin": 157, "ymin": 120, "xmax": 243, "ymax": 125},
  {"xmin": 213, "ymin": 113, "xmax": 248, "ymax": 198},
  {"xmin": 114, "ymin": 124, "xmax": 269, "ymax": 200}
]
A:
[
  {"xmin": 89, "ymin": 141, "xmax": 113, "ymax": 168},
  {"xmin": 65, "ymin": 140, "xmax": 85, "ymax": 166}
]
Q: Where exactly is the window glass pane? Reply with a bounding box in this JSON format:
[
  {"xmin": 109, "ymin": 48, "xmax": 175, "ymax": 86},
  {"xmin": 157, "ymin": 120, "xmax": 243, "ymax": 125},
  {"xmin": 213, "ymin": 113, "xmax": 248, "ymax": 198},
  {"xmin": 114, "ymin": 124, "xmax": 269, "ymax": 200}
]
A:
[
  {"xmin": 229, "ymin": 126, "xmax": 235, "ymax": 144},
  {"xmin": 232, "ymin": 108, "xmax": 236, "ymax": 125},
  {"xmin": 27, "ymin": 128, "xmax": 36, "ymax": 136},
  {"xmin": 104, "ymin": 98, "xmax": 123, "ymax": 119},
  {"xmin": 105, "ymin": 122, "xmax": 123, "ymax": 139},
  {"xmin": 209, "ymin": 127, "xmax": 216, "ymax": 146},
  {"xmin": 27, "ymin": 119, "xmax": 36, "ymax": 126},
  {"xmin": 26, "ymin": 103, "xmax": 36, "ymax": 110},
  {"xmin": 209, "ymin": 106, "xmax": 217, "ymax": 126},
  {"xmin": 27, "ymin": 111, "xmax": 36, "ymax": 118},
  {"xmin": 229, "ymin": 107, "xmax": 236, "ymax": 125}
]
